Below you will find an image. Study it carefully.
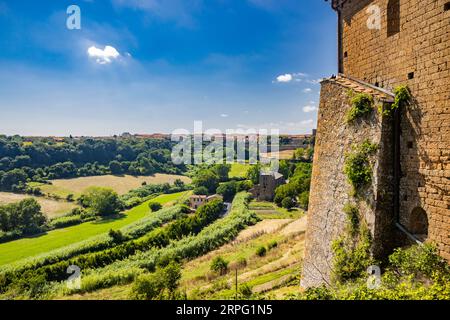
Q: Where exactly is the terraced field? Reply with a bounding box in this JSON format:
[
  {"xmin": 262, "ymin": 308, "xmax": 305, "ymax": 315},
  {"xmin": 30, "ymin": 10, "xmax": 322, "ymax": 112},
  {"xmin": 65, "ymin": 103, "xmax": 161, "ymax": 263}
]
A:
[
  {"xmin": 0, "ymin": 191, "xmax": 190, "ymax": 266},
  {"xmin": 249, "ymin": 201, "xmax": 304, "ymax": 220}
]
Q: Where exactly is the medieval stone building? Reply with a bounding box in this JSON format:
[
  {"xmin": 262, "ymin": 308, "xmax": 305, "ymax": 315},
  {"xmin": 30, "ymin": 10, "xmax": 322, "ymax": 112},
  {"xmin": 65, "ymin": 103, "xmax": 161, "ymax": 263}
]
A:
[{"xmin": 302, "ymin": 0, "xmax": 449, "ymax": 287}]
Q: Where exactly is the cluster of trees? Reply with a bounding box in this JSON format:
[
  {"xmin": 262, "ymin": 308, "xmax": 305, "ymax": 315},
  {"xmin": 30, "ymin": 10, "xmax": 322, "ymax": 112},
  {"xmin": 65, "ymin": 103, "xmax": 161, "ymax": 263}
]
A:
[
  {"xmin": 0, "ymin": 135, "xmax": 186, "ymax": 191},
  {"xmin": 121, "ymin": 180, "xmax": 189, "ymax": 208},
  {"xmin": 0, "ymin": 198, "xmax": 46, "ymax": 236},
  {"xmin": 274, "ymin": 162, "xmax": 312, "ymax": 210},
  {"xmin": 79, "ymin": 187, "xmax": 123, "ymax": 217},
  {"xmin": 192, "ymin": 164, "xmax": 253, "ymax": 201}
]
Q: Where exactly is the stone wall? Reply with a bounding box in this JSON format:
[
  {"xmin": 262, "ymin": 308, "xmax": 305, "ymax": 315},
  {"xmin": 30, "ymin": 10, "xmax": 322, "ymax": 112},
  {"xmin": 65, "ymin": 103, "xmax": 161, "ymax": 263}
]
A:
[
  {"xmin": 339, "ymin": 0, "xmax": 450, "ymax": 260},
  {"xmin": 301, "ymin": 77, "xmax": 396, "ymax": 288}
]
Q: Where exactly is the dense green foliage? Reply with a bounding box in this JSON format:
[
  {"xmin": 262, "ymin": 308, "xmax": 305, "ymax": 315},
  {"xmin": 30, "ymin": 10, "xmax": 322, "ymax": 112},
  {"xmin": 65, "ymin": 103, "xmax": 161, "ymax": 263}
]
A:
[
  {"xmin": 346, "ymin": 92, "xmax": 374, "ymax": 123},
  {"xmin": 343, "ymin": 140, "xmax": 378, "ymax": 193},
  {"xmin": 210, "ymin": 256, "xmax": 229, "ymax": 275},
  {"xmin": 148, "ymin": 202, "xmax": 163, "ymax": 212},
  {"xmin": 0, "ymin": 136, "xmax": 185, "ymax": 192},
  {"xmin": 332, "ymin": 204, "xmax": 374, "ymax": 283},
  {"xmin": 381, "ymin": 85, "xmax": 411, "ymax": 116},
  {"xmin": 130, "ymin": 261, "xmax": 183, "ymax": 300},
  {"xmin": 79, "ymin": 187, "xmax": 122, "ymax": 216},
  {"xmin": 298, "ymin": 244, "xmax": 450, "ymax": 300},
  {"xmin": 0, "ymin": 198, "xmax": 46, "ymax": 236},
  {"xmin": 274, "ymin": 162, "xmax": 312, "ymax": 208}
]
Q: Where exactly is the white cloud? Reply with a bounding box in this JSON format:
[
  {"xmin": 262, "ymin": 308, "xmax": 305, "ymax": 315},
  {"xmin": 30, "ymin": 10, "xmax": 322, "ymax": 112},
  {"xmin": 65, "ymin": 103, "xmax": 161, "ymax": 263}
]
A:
[
  {"xmin": 303, "ymin": 88, "xmax": 312, "ymax": 93},
  {"xmin": 87, "ymin": 45, "xmax": 120, "ymax": 64},
  {"xmin": 274, "ymin": 72, "xmax": 309, "ymax": 84},
  {"xmin": 220, "ymin": 114, "xmax": 229, "ymax": 118},
  {"xmin": 302, "ymin": 105, "xmax": 317, "ymax": 113},
  {"xmin": 276, "ymin": 74, "xmax": 293, "ymax": 83}
]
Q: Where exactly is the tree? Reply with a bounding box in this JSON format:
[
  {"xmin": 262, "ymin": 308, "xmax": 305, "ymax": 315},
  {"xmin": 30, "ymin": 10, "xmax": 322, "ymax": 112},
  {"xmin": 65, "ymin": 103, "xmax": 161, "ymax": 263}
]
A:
[
  {"xmin": 281, "ymin": 197, "xmax": 295, "ymax": 210},
  {"xmin": 210, "ymin": 256, "xmax": 229, "ymax": 275},
  {"xmin": 212, "ymin": 164, "xmax": 231, "ymax": 182},
  {"xmin": 298, "ymin": 191, "xmax": 310, "ymax": 210},
  {"xmin": 193, "ymin": 186, "xmax": 209, "ymax": 195},
  {"xmin": 109, "ymin": 160, "xmax": 123, "ymax": 174},
  {"xmin": 149, "ymin": 202, "xmax": 163, "ymax": 212},
  {"xmin": 0, "ymin": 198, "xmax": 46, "ymax": 234},
  {"xmin": 109, "ymin": 229, "xmax": 125, "ymax": 243},
  {"xmin": 279, "ymin": 160, "xmax": 290, "ymax": 179},
  {"xmin": 174, "ymin": 179, "xmax": 185, "ymax": 188},
  {"xmin": 216, "ymin": 181, "xmax": 237, "ymax": 201},
  {"xmin": 246, "ymin": 164, "xmax": 261, "ymax": 185},
  {"xmin": 81, "ymin": 187, "xmax": 122, "ymax": 216},
  {"xmin": 193, "ymin": 170, "xmax": 220, "ymax": 194}
]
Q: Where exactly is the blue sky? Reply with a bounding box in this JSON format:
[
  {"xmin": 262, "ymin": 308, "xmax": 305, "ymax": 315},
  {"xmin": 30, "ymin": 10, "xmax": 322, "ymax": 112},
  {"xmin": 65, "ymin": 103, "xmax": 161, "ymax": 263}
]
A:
[{"xmin": 0, "ymin": 0, "xmax": 337, "ymax": 136}]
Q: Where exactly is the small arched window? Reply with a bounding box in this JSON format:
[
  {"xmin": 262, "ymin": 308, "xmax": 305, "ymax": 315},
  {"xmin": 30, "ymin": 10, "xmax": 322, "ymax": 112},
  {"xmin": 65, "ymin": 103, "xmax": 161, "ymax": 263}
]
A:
[
  {"xmin": 387, "ymin": 0, "xmax": 401, "ymax": 37},
  {"xmin": 409, "ymin": 207, "xmax": 428, "ymax": 240}
]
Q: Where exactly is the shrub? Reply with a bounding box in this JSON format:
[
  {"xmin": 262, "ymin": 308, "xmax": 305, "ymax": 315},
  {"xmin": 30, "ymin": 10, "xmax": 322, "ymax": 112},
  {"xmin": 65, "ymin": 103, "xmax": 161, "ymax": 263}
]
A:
[
  {"xmin": 256, "ymin": 246, "xmax": 267, "ymax": 257},
  {"xmin": 81, "ymin": 187, "xmax": 122, "ymax": 216},
  {"xmin": 268, "ymin": 240, "xmax": 278, "ymax": 250},
  {"xmin": 239, "ymin": 284, "xmax": 253, "ymax": 299},
  {"xmin": 346, "ymin": 92, "xmax": 374, "ymax": 122},
  {"xmin": 281, "ymin": 197, "xmax": 295, "ymax": 210},
  {"xmin": 193, "ymin": 186, "xmax": 209, "ymax": 196},
  {"xmin": 343, "ymin": 140, "xmax": 378, "ymax": 193},
  {"xmin": 149, "ymin": 202, "xmax": 163, "ymax": 212},
  {"xmin": 210, "ymin": 256, "xmax": 229, "ymax": 275},
  {"xmin": 130, "ymin": 262, "xmax": 181, "ymax": 300},
  {"xmin": 298, "ymin": 191, "xmax": 309, "ymax": 210},
  {"xmin": 108, "ymin": 229, "xmax": 126, "ymax": 243},
  {"xmin": 216, "ymin": 181, "xmax": 237, "ymax": 201}
]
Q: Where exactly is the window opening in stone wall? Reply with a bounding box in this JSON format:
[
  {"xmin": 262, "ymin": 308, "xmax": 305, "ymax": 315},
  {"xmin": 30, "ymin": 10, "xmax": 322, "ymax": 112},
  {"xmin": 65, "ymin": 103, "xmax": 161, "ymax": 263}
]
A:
[
  {"xmin": 387, "ymin": 0, "xmax": 401, "ymax": 37},
  {"xmin": 409, "ymin": 207, "xmax": 428, "ymax": 241},
  {"xmin": 444, "ymin": 2, "xmax": 450, "ymax": 11}
]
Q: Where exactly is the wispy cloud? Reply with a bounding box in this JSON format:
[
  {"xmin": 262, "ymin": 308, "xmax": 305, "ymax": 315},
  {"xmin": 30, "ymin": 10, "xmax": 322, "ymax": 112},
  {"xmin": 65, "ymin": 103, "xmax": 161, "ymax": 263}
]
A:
[
  {"xmin": 303, "ymin": 88, "xmax": 312, "ymax": 93},
  {"xmin": 111, "ymin": 0, "xmax": 203, "ymax": 27},
  {"xmin": 302, "ymin": 105, "xmax": 317, "ymax": 113},
  {"xmin": 220, "ymin": 113, "xmax": 229, "ymax": 118}
]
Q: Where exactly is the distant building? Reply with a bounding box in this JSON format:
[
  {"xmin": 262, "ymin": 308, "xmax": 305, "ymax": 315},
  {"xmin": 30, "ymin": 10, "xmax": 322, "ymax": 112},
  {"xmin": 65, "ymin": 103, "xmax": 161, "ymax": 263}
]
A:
[
  {"xmin": 189, "ymin": 194, "xmax": 223, "ymax": 210},
  {"xmin": 250, "ymin": 171, "xmax": 286, "ymax": 201}
]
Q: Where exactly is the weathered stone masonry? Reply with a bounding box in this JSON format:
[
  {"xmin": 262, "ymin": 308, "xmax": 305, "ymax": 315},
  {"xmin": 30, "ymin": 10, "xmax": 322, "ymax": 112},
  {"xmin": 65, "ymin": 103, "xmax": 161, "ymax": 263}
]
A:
[{"xmin": 302, "ymin": 0, "xmax": 449, "ymax": 287}]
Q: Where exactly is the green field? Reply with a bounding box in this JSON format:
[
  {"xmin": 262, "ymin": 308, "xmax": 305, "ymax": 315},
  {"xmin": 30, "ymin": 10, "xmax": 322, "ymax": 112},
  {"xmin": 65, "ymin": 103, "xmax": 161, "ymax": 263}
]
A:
[
  {"xmin": 229, "ymin": 163, "xmax": 250, "ymax": 178},
  {"xmin": 0, "ymin": 191, "xmax": 189, "ymax": 266}
]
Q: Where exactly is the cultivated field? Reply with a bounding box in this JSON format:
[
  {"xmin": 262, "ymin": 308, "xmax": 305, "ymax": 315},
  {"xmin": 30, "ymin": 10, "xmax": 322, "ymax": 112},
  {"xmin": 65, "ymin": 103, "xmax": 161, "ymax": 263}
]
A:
[
  {"xmin": 229, "ymin": 163, "xmax": 250, "ymax": 178},
  {"xmin": 0, "ymin": 192, "xmax": 77, "ymax": 218},
  {"xmin": 260, "ymin": 150, "xmax": 295, "ymax": 160},
  {"xmin": 66, "ymin": 215, "xmax": 308, "ymax": 300},
  {"xmin": 249, "ymin": 201, "xmax": 304, "ymax": 220},
  {"xmin": 30, "ymin": 174, "xmax": 192, "ymax": 198},
  {"xmin": 0, "ymin": 191, "xmax": 190, "ymax": 266}
]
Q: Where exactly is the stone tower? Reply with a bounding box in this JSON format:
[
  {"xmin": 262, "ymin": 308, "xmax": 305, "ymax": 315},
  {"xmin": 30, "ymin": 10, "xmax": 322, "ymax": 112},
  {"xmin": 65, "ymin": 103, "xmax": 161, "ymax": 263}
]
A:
[{"xmin": 302, "ymin": 0, "xmax": 449, "ymax": 287}]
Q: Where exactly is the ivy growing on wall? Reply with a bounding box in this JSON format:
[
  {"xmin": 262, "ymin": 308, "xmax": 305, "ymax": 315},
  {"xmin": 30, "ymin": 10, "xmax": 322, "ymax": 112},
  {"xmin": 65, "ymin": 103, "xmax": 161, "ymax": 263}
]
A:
[
  {"xmin": 380, "ymin": 85, "xmax": 411, "ymax": 116},
  {"xmin": 332, "ymin": 203, "xmax": 374, "ymax": 283},
  {"xmin": 346, "ymin": 91, "xmax": 374, "ymax": 123},
  {"xmin": 343, "ymin": 140, "xmax": 379, "ymax": 194}
]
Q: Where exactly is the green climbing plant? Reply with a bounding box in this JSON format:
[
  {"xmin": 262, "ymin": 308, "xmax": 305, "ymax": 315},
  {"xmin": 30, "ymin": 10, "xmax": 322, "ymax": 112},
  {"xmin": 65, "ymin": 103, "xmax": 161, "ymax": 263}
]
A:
[
  {"xmin": 381, "ymin": 85, "xmax": 411, "ymax": 116},
  {"xmin": 343, "ymin": 140, "xmax": 378, "ymax": 194},
  {"xmin": 346, "ymin": 91, "xmax": 374, "ymax": 123},
  {"xmin": 332, "ymin": 203, "xmax": 374, "ymax": 283}
]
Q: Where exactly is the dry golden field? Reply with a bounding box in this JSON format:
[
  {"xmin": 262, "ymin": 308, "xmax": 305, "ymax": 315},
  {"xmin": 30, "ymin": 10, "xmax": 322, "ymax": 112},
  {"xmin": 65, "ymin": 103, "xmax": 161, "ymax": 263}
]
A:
[
  {"xmin": 33, "ymin": 174, "xmax": 192, "ymax": 198},
  {"xmin": 0, "ymin": 192, "xmax": 77, "ymax": 218}
]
